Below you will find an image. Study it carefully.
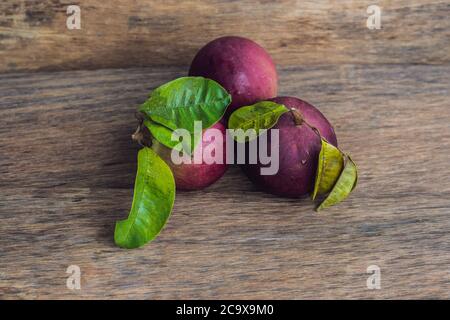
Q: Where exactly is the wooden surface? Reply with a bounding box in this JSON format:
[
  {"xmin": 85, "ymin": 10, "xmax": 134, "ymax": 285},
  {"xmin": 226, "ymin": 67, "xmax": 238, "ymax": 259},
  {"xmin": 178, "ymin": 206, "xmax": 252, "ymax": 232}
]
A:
[
  {"xmin": 1, "ymin": 0, "xmax": 449, "ymax": 73},
  {"xmin": 1, "ymin": 64, "xmax": 450, "ymax": 299},
  {"xmin": 1, "ymin": 0, "xmax": 450, "ymax": 300}
]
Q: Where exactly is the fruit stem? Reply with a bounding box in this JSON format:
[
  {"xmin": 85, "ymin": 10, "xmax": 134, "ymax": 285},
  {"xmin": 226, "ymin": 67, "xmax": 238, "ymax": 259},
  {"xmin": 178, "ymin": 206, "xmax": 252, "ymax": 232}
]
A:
[
  {"xmin": 290, "ymin": 108, "xmax": 323, "ymax": 139},
  {"xmin": 132, "ymin": 112, "xmax": 153, "ymax": 147},
  {"xmin": 304, "ymin": 121, "xmax": 322, "ymax": 139},
  {"xmin": 290, "ymin": 108, "xmax": 304, "ymax": 126},
  {"xmin": 291, "ymin": 109, "xmax": 346, "ymax": 156}
]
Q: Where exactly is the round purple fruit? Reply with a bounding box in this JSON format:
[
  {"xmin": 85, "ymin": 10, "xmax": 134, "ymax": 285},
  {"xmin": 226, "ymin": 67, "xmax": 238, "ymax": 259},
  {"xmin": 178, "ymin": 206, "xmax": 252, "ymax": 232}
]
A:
[
  {"xmin": 242, "ymin": 97, "xmax": 338, "ymax": 198},
  {"xmin": 189, "ymin": 36, "xmax": 278, "ymax": 118}
]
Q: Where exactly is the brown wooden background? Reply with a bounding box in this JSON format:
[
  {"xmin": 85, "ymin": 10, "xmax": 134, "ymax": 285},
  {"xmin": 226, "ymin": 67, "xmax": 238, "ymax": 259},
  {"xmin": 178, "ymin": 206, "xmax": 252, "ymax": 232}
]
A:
[
  {"xmin": 1, "ymin": 0, "xmax": 449, "ymax": 73},
  {"xmin": 1, "ymin": 0, "xmax": 450, "ymax": 299}
]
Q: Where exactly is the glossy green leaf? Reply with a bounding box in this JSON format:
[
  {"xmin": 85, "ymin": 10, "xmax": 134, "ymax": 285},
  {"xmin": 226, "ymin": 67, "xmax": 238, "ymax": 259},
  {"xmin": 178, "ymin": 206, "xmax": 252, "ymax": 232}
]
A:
[
  {"xmin": 143, "ymin": 119, "xmax": 200, "ymax": 155},
  {"xmin": 312, "ymin": 139, "xmax": 345, "ymax": 200},
  {"xmin": 316, "ymin": 156, "xmax": 358, "ymax": 211},
  {"xmin": 114, "ymin": 147, "xmax": 175, "ymax": 249},
  {"xmin": 228, "ymin": 101, "xmax": 289, "ymax": 142},
  {"xmin": 139, "ymin": 77, "xmax": 231, "ymax": 133}
]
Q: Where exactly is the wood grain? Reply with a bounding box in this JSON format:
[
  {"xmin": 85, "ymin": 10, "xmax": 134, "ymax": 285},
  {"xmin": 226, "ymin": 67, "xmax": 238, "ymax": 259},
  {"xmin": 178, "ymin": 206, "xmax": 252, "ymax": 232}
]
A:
[
  {"xmin": 0, "ymin": 0, "xmax": 449, "ymax": 73},
  {"xmin": 0, "ymin": 65, "xmax": 449, "ymax": 299}
]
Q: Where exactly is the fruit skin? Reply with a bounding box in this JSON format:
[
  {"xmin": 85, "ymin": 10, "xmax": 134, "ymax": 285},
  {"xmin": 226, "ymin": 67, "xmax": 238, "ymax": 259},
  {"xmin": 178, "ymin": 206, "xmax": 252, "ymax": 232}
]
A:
[
  {"xmin": 189, "ymin": 36, "xmax": 278, "ymax": 119},
  {"xmin": 151, "ymin": 122, "xmax": 227, "ymax": 191},
  {"xmin": 242, "ymin": 97, "xmax": 338, "ymax": 198}
]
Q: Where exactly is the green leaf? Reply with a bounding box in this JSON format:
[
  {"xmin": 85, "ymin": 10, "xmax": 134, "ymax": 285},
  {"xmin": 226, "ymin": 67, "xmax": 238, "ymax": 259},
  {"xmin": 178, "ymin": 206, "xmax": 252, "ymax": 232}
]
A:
[
  {"xmin": 228, "ymin": 101, "xmax": 289, "ymax": 142},
  {"xmin": 316, "ymin": 156, "xmax": 358, "ymax": 211},
  {"xmin": 114, "ymin": 147, "xmax": 175, "ymax": 249},
  {"xmin": 312, "ymin": 139, "xmax": 345, "ymax": 200},
  {"xmin": 139, "ymin": 77, "xmax": 231, "ymax": 133},
  {"xmin": 143, "ymin": 119, "xmax": 200, "ymax": 155}
]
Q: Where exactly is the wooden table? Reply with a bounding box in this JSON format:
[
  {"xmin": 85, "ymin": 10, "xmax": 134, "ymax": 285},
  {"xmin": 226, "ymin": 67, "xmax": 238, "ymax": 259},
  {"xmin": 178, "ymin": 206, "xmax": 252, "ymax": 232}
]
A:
[{"xmin": 1, "ymin": 0, "xmax": 449, "ymax": 299}]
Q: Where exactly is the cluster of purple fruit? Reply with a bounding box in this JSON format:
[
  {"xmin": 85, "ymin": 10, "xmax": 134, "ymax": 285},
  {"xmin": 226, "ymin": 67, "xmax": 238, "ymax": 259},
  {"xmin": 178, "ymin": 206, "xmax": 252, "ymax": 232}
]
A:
[{"xmin": 156, "ymin": 36, "xmax": 338, "ymax": 198}]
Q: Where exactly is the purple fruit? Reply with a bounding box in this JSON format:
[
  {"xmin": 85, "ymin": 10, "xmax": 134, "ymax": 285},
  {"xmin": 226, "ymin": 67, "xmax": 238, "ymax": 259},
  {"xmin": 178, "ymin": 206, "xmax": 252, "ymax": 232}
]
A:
[
  {"xmin": 152, "ymin": 122, "xmax": 227, "ymax": 191},
  {"xmin": 242, "ymin": 97, "xmax": 338, "ymax": 198},
  {"xmin": 189, "ymin": 36, "xmax": 278, "ymax": 118}
]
